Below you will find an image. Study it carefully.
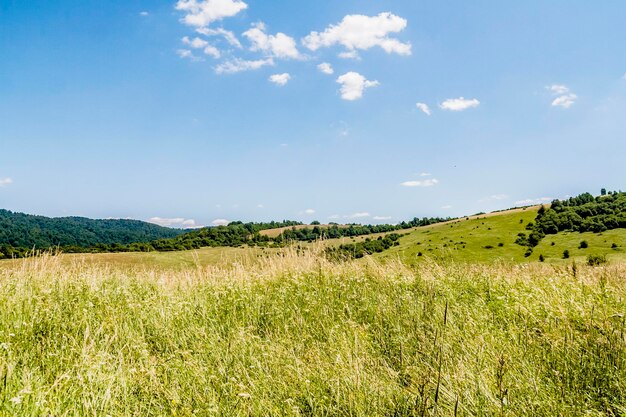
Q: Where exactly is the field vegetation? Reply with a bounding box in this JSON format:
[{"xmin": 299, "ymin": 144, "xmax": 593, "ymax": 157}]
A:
[{"xmin": 1, "ymin": 249, "xmax": 626, "ymax": 416}]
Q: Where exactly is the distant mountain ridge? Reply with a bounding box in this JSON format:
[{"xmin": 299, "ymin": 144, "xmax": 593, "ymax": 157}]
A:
[{"xmin": 0, "ymin": 209, "xmax": 186, "ymax": 248}]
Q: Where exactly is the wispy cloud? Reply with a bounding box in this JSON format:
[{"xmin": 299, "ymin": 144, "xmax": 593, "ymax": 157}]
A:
[
  {"xmin": 441, "ymin": 205, "xmax": 452, "ymax": 210},
  {"xmin": 347, "ymin": 212, "xmax": 370, "ymax": 219},
  {"xmin": 336, "ymin": 72, "xmax": 379, "ymax": 101},
  {"xmin": 552, "ymin": 94, "xmax": 577, "ymax": 108},
  {"xmin": 373, "ymin": 215, "xmax": 392, "ymax": 221},
  {"xmin": 176, "ymin": 49, "xmax": 202, "ymax": 61},
  {"xmin": 416, "ymin": 102, "xmax": 432, "ymax": 116},
  {"xmin": 0, "ymin": 177, "xmax": 13, "ymax": 187},
  {"xmin": 547, "ymin": 84, "xmax": 577, "ymax": 108},
  {"xmin": 215, "ymin": 57, "xmax": 274, "ymax": 74},
  {"xmin": 317, "ymin": 62, "xmax": 334, "ymax": 75},
  {"xmin": 304, "ymin": 209, "xmax": 316, "ymax": 215},
  {"xmin": 211, "ymin": 218, "xmax": 230, "ymax": 226},
  {"xmin": 196, "ymin": 27, "xmax": 242, "ymax": 48},
  {"xmin": 182, "ymin": 36, "xmax": 221, "ymax": 58},
  {"xmin": 148, "ymin": 217, "xmax": 203, "ymax": 229},
  {"xmin": 139, "ymin": 11, "xmax": 149, "ymax": 16},
  {"xmin": 269, "ymin": 73, "xmax": 291, "ymax": 86},
  {"xmin": 514, "ymin": 197, "xmax": 553, "ymax": 206},
  {"xmin": 401, "ymin": 179, "xmax": 439, "ymax": 187},
  {"xmin": 440, "ymin": 97, "xmax": 480, "ymax": 111}
]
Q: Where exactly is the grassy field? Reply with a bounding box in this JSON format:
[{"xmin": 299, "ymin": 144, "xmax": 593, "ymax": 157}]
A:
[
  {"xmin": 1, "ymin": 250, "xmax": 626, "ymax": 416},
  {"xmin": 2, "ymin": 206, "xmax": 624, "ymax": 271},
  {"xmin": 380, "ymin": 207, "xmax": 626, "ymax": 265}
]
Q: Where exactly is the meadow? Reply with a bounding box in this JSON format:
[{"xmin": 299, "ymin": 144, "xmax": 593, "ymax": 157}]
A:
[
  {"xmin": 381, "ymin": 207, "xmax": 626, "ymax": 265},
  {"xmin": 1, "ymin": 247, "xmax": 626, "ymax": 416}
]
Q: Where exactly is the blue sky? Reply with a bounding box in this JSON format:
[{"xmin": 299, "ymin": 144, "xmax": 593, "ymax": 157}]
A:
[{"xmin": 1, "ymin": 1, "xmax": 625, "ymax": 228}]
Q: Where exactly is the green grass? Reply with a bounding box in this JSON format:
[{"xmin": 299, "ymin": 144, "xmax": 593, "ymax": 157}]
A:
[
  {"xmin": 380, "ymin": 207, "xmax": 626, "ymax": 265},
  {"xmin": 1, "ymin": 253, "xmax": 626, "ymax": 415}
]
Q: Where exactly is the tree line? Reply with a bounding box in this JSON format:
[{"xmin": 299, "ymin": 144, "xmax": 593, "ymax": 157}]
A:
[
  {"xmin": 0, "ymin": 214, "xmax": 450, "ymax": 259},
  {"xmin": 516, "ymin": 191, "xmax": 626, "ymax": 251}
]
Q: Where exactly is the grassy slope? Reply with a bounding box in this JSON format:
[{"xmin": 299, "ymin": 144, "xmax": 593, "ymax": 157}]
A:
[
  {"xmin": 1, "ymin": 253, "xmax": 626, "ymax": 416},
  {"xmin": 381, "ymin": 207, "xmax": 626, "ymax": 264},
  {"xmin": 2, "ymin": 206, "xmax": 625, "ymax": 270}
]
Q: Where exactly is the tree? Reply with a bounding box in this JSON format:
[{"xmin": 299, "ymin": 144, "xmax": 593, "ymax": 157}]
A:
[
  {"xmin": 601, "ymin": 188, "xmax": 607, "ymax": 196},
  {"xmin": 563, "ymin": 249, "xmax": 570, "ymax": 259}
]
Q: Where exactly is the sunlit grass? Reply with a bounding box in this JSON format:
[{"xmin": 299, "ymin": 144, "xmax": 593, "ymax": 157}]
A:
[{"xmin": 1, "ymin": 249, "xmax": 626, "ymax": 415}]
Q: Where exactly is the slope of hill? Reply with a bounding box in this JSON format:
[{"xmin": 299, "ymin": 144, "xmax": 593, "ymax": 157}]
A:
[
  {"xmin": 0, "ymin": 209, "xmax": 186, "ymax": 249},
  {"xmin": 379, "ymin": 205, "xmax": 626, "ymax": 264}
]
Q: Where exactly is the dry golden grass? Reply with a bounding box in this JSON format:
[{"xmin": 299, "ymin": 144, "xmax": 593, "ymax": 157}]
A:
[{"xmin": 1, "ymin": 248, "xmax": 626, "ymax": 416}]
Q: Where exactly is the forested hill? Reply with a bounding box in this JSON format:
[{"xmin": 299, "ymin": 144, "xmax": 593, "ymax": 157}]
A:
[{"xmin": 0, "ymin": 209, "xmax": 186, "ymax": 248}]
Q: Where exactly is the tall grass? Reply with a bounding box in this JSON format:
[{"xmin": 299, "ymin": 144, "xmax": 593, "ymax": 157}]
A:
[{"xmin": 1, "ymin": 251, "xmax": 625, "ymax": 416}]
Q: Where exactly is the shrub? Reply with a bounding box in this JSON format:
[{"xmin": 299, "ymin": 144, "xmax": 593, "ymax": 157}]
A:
[
  {"xmin": 539, "ymin": 254, "xmax": 545, "ymax": 262},
  {"xmin": 587, "ymin": 254, "xmax": 607, "ymax": 266},
  {"xmin": 612, "ymin": 243, "xmax": 618, "ymax": 249},
  {"xmin": 579, "ymin": 241, "xmax": 588, "ymax": 249},
  {"xmin": 563, "ymin": 250, "xmax": 570, "ymax": 259}
]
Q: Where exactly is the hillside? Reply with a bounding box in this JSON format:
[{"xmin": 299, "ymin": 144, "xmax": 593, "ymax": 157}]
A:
[
  {"xmin": 0, "ymin": 209, "xmax": 186, "ymax": 250},
  {"xmin": 380, "ymin": 204, "xmax": 626, "ymax": 264}
]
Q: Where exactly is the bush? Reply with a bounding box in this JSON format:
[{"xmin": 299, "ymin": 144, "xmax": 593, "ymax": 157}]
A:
[
  {"xmin": 587, "ymin": 254, "xmax": 607, "ymax": 266},
  {"xmin": 579, "ymin": 241, "xmax": 588, "ymax": 249},
  {"xmin": 563, "ymin": 250, "xmax": 570, "ymax": 259},
  {"xmin": 539, "ymin": 254, "xmax": 545, "ymax": 262}
]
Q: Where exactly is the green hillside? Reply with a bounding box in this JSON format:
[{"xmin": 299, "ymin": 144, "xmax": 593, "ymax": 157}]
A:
[
  {"xmin": 0, "ymin": 209, "xmax": 186, "ymax": 250},
  {"xmin": 380, "ymin": 206, "xmax": 626, "ymax": 264}
]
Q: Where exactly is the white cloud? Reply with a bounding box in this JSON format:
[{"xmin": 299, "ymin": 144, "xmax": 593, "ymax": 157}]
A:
[
  {"xmin": 318, "ymin": 62, "xmax": 334, "ymax": 75},
  {"xmin": 490, "ymin": 194, "xmax": 509, "ymax": 200},
  {"xmin": 552, "ymin": 94, "xmax": 577, "ymax": 108},
  {"xmin": 140, "ymin": 11, "xmax": 149, "ymax": 16},
  {"xmin": 182, "ymin": 36, "xmax": 221, "ymax": 58},
  {"xmin": 203, "ymin": 45, "xmax": 221, "ymax": 58},
  {"xmin": 196, "ymin": 27, "xmax": 242, "ymax": 48},
  {"xmin": 401, "ymin": 179, "xmax": 439, "ymax": 187},
  {"xmin": 514, "ymin": 197, "xmax": 553, "ymax": 206},
  {"xmin": 175, "ymin": 0, "xmax": 248, "ymax": 27},
  {"xmin": 182, "ymin": 36, "xmax": 208, "ymax": 49},
  {"xmin": 416, "ymin": 102, "xmax": 432, "ymax": 116},
  {"xmin": 148, "ymin": 217, "xmax": 203, "ymax": 229},
  {"xmin": 348, "ymin": 212, "xmax": 370, "ymax": 219},
  {"xmin": 215, "ymin": 57, "xmax": 274, "ymax": 74},
  {"xmin": 441, "ymin": 205, "xmax": 452, "ymax": 210},
  {"xmin": 304, "ymin": 209, "xmax": 316, "ymax": 215},
  {"xmin": 440, "ymin": 97, "xmax": 480, "ymax": 111},
  {"xmin": 547, "ymin": 84, "xmax": 577, "ymax": 108},
  {"xmin": 303, "ymin": 12, "xmax": 411, "ymax": 56},
  {"xmin": 338, "ymin": 50, "xmax": 360, "ymax": 60},
  {"xmin": 211, "ymin": 218, "xmax": 230, "ymax": 226},
  {"xmin": 373, "ymin": 215, "xmax": 392, "ymax": 221},
  {"xmin": 419, "ymin": 172, "xmax": 432, "ymax": 177},
  {"xmin": 243, "ymin": 22, "xmax": 301, "ymax": 59},
  {"xmin": 547, "ymin": 84, "xmax": 570, "ymax": 95},
  {"xmin": 269, "ymin": 73, "xmax": 291, "ymax": 86},
  {"xmin": 336, "ymin": 72, "xmax": 379, "ymax": 101},
  {"xmin": 176, "ymin": 49, "xmax": 201, "ymax": 61},
  {"xmin": 0, "ymin": 177, "xmax": 13, "ymax": 187}
]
